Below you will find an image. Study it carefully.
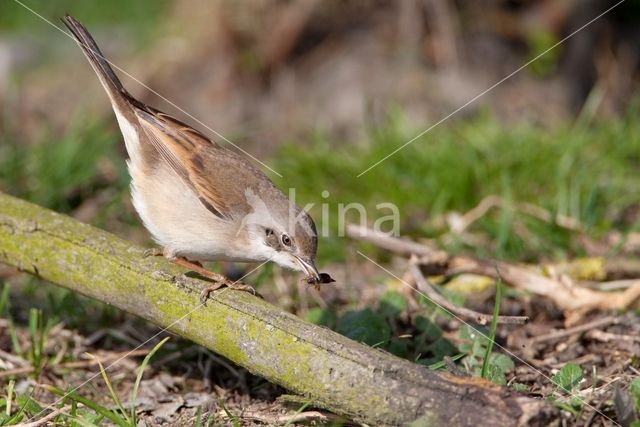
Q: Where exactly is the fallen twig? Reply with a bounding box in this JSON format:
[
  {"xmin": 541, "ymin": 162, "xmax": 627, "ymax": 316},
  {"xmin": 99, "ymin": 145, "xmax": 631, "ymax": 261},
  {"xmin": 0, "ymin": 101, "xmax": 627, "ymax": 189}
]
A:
[
  {"xmin": 347, "ymin": 224, "xmax": 446, "ymax": 258},
  {"xmin": 0, "ymin": 366, "xmax": 34, "ymax": 379},
  {"xmin": 445, "ymin": 195, "xmax": 581, "ymax": 234},
  {"xmin": 219, "ymin": 409, "xmax": 341, "ymax": 425},
  {"xmin": 0, "ymin": 349, "xmax": 151, "ymax": 379},
  {"xmin": 13, "ymin": 405, "xmax": 71, "ymax": 427},
  {"xmin": 409, "ymin": 256, "xmax": 528, "ymax": 325},
  {"xmin": 530, "ymin": 316, "xmax": 618, "ymax": 344},
  {"xmin": 347, "ymin": 224, "xmax": 640, "ymax": 311},
  {"xmin": 585, "ymin": 329, "xmax": 640, "ymax": 343},
  {"xmin": 0, "ymin": 348, "xmax": 30, "ymax": 367},
  {"xmin": 451, "ymin": 259, "xmax": 640, "ymax": 312}
]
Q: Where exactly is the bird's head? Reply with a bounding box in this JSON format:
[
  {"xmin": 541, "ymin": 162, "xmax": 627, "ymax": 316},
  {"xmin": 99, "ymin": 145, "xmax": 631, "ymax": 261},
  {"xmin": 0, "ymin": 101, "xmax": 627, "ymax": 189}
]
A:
[
  {"xmin": 262, "ymin": 210, "xmax": 319, "ymax": 280},
  {"xmin": 240, "ymin": 189, "xmax": 319, "ymax": 280}
]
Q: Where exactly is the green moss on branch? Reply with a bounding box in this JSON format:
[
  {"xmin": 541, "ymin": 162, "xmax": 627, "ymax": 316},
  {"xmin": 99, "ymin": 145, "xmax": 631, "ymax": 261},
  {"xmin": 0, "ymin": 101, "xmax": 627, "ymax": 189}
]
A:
[{"xmin": 0, "ymin": 192, "xmax": 550, "ymax": 426}]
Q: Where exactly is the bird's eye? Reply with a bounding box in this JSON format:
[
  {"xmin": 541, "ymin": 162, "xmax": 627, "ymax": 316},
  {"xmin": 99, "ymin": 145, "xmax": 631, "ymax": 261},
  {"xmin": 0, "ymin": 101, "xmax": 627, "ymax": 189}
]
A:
[{"xmin": 281, "ymin": 234, "xmax": 292, "ymax": 246}]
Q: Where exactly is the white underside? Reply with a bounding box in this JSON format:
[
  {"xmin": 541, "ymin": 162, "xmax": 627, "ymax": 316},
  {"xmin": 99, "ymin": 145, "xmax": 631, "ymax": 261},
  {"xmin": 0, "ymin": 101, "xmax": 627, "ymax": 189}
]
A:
[
  {"xmin": 113, "ymin": 109, "xmax": 305, "ymax": 273},
  {"xmin": 115, "ymin": 110, "xmax": 271, "ymax": 263}
]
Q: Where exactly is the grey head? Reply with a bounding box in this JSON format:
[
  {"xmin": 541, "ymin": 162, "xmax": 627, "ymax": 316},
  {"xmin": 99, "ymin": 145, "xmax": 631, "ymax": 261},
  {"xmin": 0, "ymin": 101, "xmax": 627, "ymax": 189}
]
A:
[{"xmin": 237, "ymin": 186, "xmax": 319, "ymax": 280}]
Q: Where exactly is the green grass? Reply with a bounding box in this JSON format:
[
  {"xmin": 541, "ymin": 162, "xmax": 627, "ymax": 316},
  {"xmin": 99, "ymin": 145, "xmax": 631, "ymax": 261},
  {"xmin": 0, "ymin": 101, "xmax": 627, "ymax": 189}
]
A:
[
  {"xmin": 1, "ymin": 102, "xmax": 638, "ymax": 424},
  {"xmin": 0, "ymin": 117, "xmax": 124, "ymax": 212},
  {"xmin": 548, "ymin": 363, "xmax": 585, "ymax": 415},
  {"xmin": 0, "ymin": 110, "xmax": 139, "ymax": 239},
  {"xmin": 5, "ymin": 94, "xmax": 640, "ymax": 266},
  {"xmin": 480, "ymin": 273, "xmax": 502, "ymax": 380},
  {"xmin": 273, "ymin": 107, "xmax": 640, "ymax": 262},
  {"xmin": 0, "ymin": 0, "xmax": 169, "ymax": 41},
  {"xmin": 4, "ymin": 105, "xmax": 640, "ymax": 351}
]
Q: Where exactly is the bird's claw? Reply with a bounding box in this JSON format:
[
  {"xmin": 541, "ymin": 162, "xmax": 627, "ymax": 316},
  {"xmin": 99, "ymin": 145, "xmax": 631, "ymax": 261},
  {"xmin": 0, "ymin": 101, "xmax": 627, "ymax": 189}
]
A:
[
  {"xmin": 143, "ymin": 247, "xmax": 163, "ymax": 258},
  {"xmin": 199, "ymin": 280, "xmax": 260, "ymax": 304}
]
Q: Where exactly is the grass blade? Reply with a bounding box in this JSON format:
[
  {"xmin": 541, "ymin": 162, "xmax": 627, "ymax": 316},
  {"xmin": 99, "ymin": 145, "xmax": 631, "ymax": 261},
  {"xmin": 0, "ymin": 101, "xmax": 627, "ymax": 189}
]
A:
[
  {"xmin": 5, "ymin": 380, "xmax": 14, "ymax": 417},
  {"xmin": 130, "ymin": 337, "xmax": 170, "ymax": 423},
  {"xmin": 43, "ymin": 384, "xmax": 129, "ymax": 427},
  {"xmin": 283, "ymin": 401, "xmax": 311, "ymax": 427},
  {"xmin": 427, "ymin": 353, "xmax": 465, "ymax": 371},
  {"xmin": 94, "ymin": 356, "xmax": 130, "ymax": 424},
  {"xmin": 220, "ymin": 400, "xmax": 241, "ymax": 427},
  {"xmin": 0, "ymin": 283, "xmax": 10, "ymax": 315},
  {"xmin": 8, "ymin": 318, "xmax": 22, "ymax": 357},
  {"xmin": 481, "ymin": 268, "xmax": 502, "ymax": 379},
  {"xmin": 193, "ymin": 406, "xmax": 203, "ymax": 427}
]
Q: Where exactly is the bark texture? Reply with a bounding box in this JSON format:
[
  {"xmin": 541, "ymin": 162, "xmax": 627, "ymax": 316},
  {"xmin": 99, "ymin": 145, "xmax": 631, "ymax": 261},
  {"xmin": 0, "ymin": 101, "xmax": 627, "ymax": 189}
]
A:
[{"xmin": 0, "ymin": 192, "xmax": 553, "ymax": 426}]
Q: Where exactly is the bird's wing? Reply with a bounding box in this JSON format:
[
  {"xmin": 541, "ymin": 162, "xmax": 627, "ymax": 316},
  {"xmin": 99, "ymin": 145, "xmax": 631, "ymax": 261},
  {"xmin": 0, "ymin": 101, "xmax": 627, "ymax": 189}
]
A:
[
  {"xmin": 134, "ymin": 109, "xmax": 234, "ymax": 220},
  {"xmin": 133, "ymin": 109, "xmax": 278, "ymax": 222},
  {"xmin": 64, "ymin": 14, "xmax": 276, "ymax": 223}
]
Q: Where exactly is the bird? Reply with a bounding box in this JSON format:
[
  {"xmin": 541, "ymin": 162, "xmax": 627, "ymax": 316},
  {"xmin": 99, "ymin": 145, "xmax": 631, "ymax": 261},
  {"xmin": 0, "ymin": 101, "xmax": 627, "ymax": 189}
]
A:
[{"xmin": 62, "ymin": 15, "xmax": 331, "ymax": 298}]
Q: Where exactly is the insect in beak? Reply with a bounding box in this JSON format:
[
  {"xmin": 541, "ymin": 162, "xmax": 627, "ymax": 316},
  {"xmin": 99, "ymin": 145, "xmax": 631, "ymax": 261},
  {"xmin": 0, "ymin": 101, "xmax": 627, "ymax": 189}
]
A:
[{"xmin": 293, "ymin": 255, "xmax": 320, "ymax": 281}]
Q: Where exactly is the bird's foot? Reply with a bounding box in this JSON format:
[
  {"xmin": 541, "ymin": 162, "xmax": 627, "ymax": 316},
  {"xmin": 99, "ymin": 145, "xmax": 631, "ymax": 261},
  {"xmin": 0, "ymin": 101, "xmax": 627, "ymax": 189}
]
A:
[
  {"xmin": 143, "ymin": 247, "xmax": 163, "ymax": 258},
  {"xmin": 167, "ymin": 256, "xmax": 258, "ymax": 302},
  {"xmin": 199, "ymin": 280, "xmax": 259, "ymax": 304}
]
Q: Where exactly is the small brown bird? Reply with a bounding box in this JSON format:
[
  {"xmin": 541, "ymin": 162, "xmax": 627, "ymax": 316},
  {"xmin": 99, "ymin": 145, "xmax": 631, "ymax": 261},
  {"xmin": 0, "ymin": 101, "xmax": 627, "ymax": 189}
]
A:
[{"xmin": 62, "ymin": 15, "xmax": 330, "ymax": 295}]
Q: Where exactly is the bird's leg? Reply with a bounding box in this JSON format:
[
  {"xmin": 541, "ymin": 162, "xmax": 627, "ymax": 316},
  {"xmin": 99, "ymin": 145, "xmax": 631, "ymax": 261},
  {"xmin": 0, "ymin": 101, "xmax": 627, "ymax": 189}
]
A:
[
  {"xmin": 170, "ymin": 257, "xmax": 258, "ymax": 302},
  {"xmin": 171, "ymin": 256, "xmax": 231, "ymax": 284},
  {"xmin": 143, "ymin": 247, "xmax": 257, "ymax": 300},
  {"xmin": 143, "ymin": 247, "xmax": 203, "ymax": 267}
]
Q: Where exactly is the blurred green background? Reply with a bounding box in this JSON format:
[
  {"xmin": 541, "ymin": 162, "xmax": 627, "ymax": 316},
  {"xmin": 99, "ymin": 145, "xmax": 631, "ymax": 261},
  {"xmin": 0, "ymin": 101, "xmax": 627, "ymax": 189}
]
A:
[{"xmin": 2, "ymin": 0, "xmax": 640, "ymax": 266}]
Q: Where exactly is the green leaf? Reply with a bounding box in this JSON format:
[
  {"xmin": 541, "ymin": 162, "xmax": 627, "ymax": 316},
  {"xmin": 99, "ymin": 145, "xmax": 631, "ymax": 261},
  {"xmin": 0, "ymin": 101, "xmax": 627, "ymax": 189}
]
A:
[
  {"xmin": 550, "ymin": 396, "xmax": 582, "ymax": 415},
  {"xmin": 425, "ymin": 337, "xmax": 458, "ymax": 361},
  {"xmin": 414, "ymin": 316, "xmax": 442, "ymax": 340},
  {"xmin": 387, "ymin": 338, "xmax": 408, "ymax": 358},
  {"xmin": 66, "ymin": 412, "xmax": 103, "ymax": 427},
  {"xmin": 337, "ymin": 309, "xmax": 390, "ymax": 346},
  {"xmin": 15, "ymin": 394, "xmax": 43, "ymax": 415},
  {"xmin": 552, "ymin": 363, "xmax": 583, "ymax": 393},
  {"xmin": 511, "ymin": 383, "xmax": 529, "ymax": 392},
  {"xmin": 283, "ymin": 401, "xmax": 311, "ymax": 427},
  {"xmin": 220, "ymin": 400, "xmax": 241, "ymax": 427},
  {"xmin": 418, "ymin": 287, "xmax": 466, "ymax": 320},
  {"xmin": 483, "ymin": 364, "xmax": 508, "ymax": 385},
  {"xmin": 378, "ymin": 291, "xmax": 407, "ymax": 318},
  {"xmin": 490, "ymin": 353, "xmax": 515, "ymax": 372},
  {"xmin": 630, "ymin": 378, "xmax": 640, "ymax": 410},
  {"xmin": 0, "ymin": 412, "xmax": 24, "ymax": 425},
  {"xmin": 305, "ymin": 308, "xmax": 337, "ymax": 328},
  {"xmin": 457, "ymin": 325, "xmax": 490, "ymax": 359},
  {"xmin": 481, "ymin": 354, "xmax": 514, "ymax": 385}
]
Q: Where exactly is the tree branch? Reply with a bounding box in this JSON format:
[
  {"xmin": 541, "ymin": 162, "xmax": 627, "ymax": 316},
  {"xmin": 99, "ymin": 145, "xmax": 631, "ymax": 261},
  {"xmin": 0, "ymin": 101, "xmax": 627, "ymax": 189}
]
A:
[
  {"xmin": 0, "ymin": 192, "xmax": 552, "ymax": 426},
  {"xmin": 347, "ymin": 224, "xmax": 640, "ymax": 312}
]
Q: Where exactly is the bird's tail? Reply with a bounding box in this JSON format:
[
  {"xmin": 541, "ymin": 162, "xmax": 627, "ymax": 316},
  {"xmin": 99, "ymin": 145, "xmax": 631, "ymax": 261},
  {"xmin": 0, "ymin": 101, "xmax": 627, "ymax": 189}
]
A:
[{"xmin": 61, "ymin": 14, "xmax": 130, "ymax": 109}]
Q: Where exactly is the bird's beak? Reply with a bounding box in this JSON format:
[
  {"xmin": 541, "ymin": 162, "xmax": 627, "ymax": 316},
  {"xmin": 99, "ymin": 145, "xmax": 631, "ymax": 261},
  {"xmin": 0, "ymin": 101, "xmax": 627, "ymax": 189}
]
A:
[{"xmin": 293, "ymin": 255, "xmax": 320, "ymax": 281}]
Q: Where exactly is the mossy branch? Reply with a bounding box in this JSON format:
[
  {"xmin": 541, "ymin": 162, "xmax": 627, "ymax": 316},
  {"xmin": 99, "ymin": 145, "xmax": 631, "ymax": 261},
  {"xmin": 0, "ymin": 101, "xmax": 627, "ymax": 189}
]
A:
[{"xmin": 0, "ymin": 192, "xmax": 552, "ymax": 426}]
